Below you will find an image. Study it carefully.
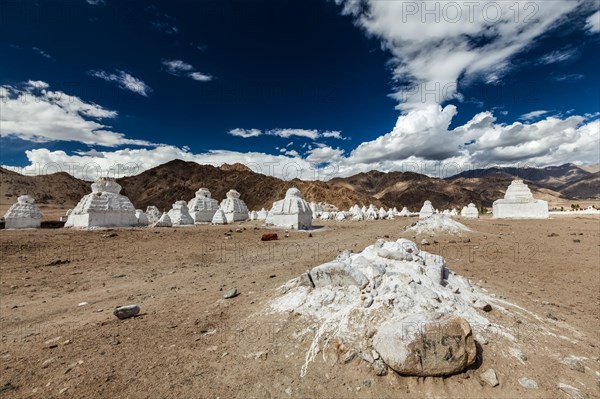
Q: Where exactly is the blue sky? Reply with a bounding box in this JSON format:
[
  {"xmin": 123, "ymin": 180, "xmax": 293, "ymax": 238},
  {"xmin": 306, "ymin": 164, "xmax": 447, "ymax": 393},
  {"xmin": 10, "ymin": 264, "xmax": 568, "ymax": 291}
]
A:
[{"xmin": 1, "ymin": 0, "xmax": 599, "ymax": 180}]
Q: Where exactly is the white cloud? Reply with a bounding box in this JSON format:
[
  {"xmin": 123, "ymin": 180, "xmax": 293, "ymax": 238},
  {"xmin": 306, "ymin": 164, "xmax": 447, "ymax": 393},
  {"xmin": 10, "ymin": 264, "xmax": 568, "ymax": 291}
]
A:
[
  {"xmin": 228, "ymin": 128, "xmax": 262, "ymax": 138},
  {"xmin": 554, "ymin": 73, "xmax": 585, "ymax": 82},
  {"xmin": 0, "ymin": 81, "xmax": 153, "ymax": 147},
  {"xmin": 336, "ymin": 0, "xmax": 583, "ymax": 111},
  {"xmin": 161, "ymin": 59, "xmax": 213, "ymax": 82},
  {"xmin": 32, "ymin": 47, "xmax": 54, "ymax": 61},
  {"xmin": 520, "ymin": 110, "xmax": 549, "ymax": 121},
  {"xmin": 86, "ymin": 0, "xmax": 105, "ymax": 5},
  {"xmin": 585, "ymin": 10, "xmax": 600, "ymax": 33},
  {"xmin": 89, "ymin": 69, "xmax": 152, "ymax": 96},
  {"xmin": 539, "ymin": 48, "xmax": 578, "ymax": 64}
]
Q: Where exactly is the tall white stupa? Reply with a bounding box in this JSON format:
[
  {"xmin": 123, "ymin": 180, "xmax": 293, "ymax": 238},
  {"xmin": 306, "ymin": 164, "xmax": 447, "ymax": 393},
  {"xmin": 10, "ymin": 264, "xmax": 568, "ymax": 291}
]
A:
[
  {"xmin": 267, "ymin": 187, "xmax": 313, "ymax": 229},
  {"xmin": 219, "ymin": 189, "xmax": 249, "ymax": 223},
  {"xmin": 187, "ymin": 188, "xmax": 219, "ymax": 223},
  {"xmin": 493, "ymin": 180, "xmax": 548, "ymax": 219},
  {"xmin": 65, "ymin": 178, "xmax": 137, "ymax": 228}
]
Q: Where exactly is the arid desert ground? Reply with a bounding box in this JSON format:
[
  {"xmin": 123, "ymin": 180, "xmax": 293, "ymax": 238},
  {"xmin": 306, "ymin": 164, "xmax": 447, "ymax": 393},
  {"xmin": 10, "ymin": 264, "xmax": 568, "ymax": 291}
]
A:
[{"xmin": 1, "ymin": 215, "xmax": 599, "ymax": 399}]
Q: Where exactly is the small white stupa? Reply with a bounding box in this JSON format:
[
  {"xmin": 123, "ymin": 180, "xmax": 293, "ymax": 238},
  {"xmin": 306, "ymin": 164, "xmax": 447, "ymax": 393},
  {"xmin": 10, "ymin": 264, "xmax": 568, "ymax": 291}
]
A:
[
  {"xmin": 219, "ymin": 189, "xmax": 249, "ymax": 223},
  {"xmin": 167, "ymin": 201, "xmax": 194, "ymax": 226},
  {"xmin": 3, "ymin": 195, "xmax": 42, "ymax": 229},
  {"xmin": 461, "ymin": 203, "xmax": 479, "ymax": 219},
  {"xmin": 419, "ymin": 200, "xmax": 435, "ymax": 219},
  {"xmin": 267, "ymin": 187, "xmax": 313, "ymax": 229},
  {"xmin": 211, "ymin": 209, "xmax": 227, "ymax": 225},
  {"xmin": 398, "ymin": 207, "xmax": 410, "ymax": 217},
  {"xmin": 154, "ymin": 212, "xmax": 172, "ymax": 227},
  {"xmin": 256, "ymin": 208, "xmax": 268, "ymax": 220},
  {"xmin": 187, "ymin": 188, "xmax": 219, "ymax": 223},
  {"xmin": 493, "ymin": 180, "xmax": 548, "ymax": 219},
  {"xmin": 249, "ymin": 210, "xmax": 259, "ymax": 220},
  {"xmin": 365, "ymin": 205, "xmax": 378, "ymax": 220},
  {"xmin": 309, "ymin": 202, "xmax": 323, "ymax": 218},
  {"xmin": 135, "ymin": 209, "xmax": 149, "ymax": 226},
  {"xmin": 146, "ymin": 206, "xmax": 161, "ymax": 224},
  {"xmin": 65, "ymin": 178, "xmax": 137, "ymax": 228}
]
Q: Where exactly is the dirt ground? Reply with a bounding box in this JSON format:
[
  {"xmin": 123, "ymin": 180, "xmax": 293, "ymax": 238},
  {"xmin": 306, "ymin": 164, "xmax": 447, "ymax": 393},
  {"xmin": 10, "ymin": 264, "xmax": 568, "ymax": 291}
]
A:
[{"xmin": 1, "ymin": 215, "xmax": 599, "ymax": 399}]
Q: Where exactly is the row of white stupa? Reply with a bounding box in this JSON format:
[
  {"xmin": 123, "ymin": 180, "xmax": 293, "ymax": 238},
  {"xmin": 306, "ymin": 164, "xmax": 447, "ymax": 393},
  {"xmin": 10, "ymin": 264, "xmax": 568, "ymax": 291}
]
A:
[{"xmin": 3, "ymin": 178, "xmax": 549, "ymax": 230}]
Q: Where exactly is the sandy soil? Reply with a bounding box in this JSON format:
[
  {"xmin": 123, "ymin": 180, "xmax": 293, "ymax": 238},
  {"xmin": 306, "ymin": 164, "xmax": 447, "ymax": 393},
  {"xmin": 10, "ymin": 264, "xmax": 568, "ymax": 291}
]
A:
[{"xmin": 1, "ymin": 216, "xmax": 599, "ymax": 399}]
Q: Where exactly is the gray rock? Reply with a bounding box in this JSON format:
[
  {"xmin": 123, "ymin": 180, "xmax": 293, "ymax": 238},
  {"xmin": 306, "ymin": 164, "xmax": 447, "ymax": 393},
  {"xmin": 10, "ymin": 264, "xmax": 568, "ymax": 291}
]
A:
[
  {"xmin": 113, "ymin": 304, "xmax": 140, "ymax": 319},
  {"xmin": 421, "ymin": 239, "xmax": 430, "ymax": 246},
  {"xmin": 474, "ymin": 299, "xmax": 492, "ymax": 312},
  {"xmin": 518, "ymin": 377, "xmax": 538, "ymax": 389},
  {"xmin": 480, "ymin": 369, "xmax": 499, "ymax": 387},
  {"xmin": 309, "ymin": 262, "xmax": 369, "ymax": 289},
  {"xmin": 42, "ymin": 358, "xmax": 54, "ymax": 369},
  {"xmin": 557, "ymin": 383, "xmax": 588, "ymax": 399},
  {"xmin": 224, "ymin": 288, "xmax": 238, "ymax": 299},
  {"xmin": 373, "ymin": 314, "xmax": 476, "ymax": 376},
  {"xmin": 560, "ymin": 356, "xmax": 585, "ymax": 373},
  {"xmin": 342, "ymin": 350, "xmax": 356, "ymax": 364},
  {"xmin": 373, "ymin": 359, "xmax": 388, "ymax": 376}
]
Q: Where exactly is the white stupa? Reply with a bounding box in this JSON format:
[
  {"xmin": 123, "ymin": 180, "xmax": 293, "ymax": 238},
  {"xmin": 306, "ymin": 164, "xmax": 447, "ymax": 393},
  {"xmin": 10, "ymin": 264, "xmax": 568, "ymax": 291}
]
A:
[
  {"xmin": 219, "ymin": 189, "xmax": 249, "ymax": 223},
  {"xmin": 365, "ymin": 205, "xmax": 378, "ymax": 220},
  {"xmin": 187, "ymin": 188, "xmax": 219, "ymax": 223},
  {"xmin": 309, "ymin": 202, "xmax": 323, "ymax": 218},
  {"xmin": 135, "ymin": 209, "xmax": 149, "ymax": 226},
  {"xmin": 267, "ymin": 187, "xmax": 313, "ymax": 229},
  {"xmin": 256, "ymin": 208, "xmax": 268, "ymax": 220},
  {"xmin": 211, "ymin": 209, "xmax": 228, "ymax": 225},
  {"xmin": 461, "ymin": 203, "xmax": 479, "ymax": 219},
  {"xmin": 154, "ymin": 212, "xmax": 172, "ymax": 227},
  {"xmin": 65, "ymin": 178, "xmax": 137, "ymax": 228},
  {"xmin": 419, "ymin": 200, "xmax": 435, "ymax": 219},
  {"xmin": 249, "ymin": 210, "xmax": 259, "ymax": 220},
  {"xmin": 450, "ymin": 208, "xmax": 458, "ymax": 216},
  {"xmin": 146, "ymin": 206, "xmax": 161, "ymax": 224},
  {"xmin": 167, "ymin": 201, "xmax": 194, "ymax": 226},
  {"xmin": 398, "ymin": 207, "xmax": 410, "ymax": 217},
  {"xmin": 335, "ymin": 212, "xmax": 346, "ymax": 221},
  {"xmin": 3, "ymin": 195, "xmax": 42, "ymax": 229},
  {"xmin": 493, "ymin": 180, "xmax": 548, "ymax": 219},
  {"xmin": 386, "ymin": 209, "xmax": 395, "ymax": 220}
]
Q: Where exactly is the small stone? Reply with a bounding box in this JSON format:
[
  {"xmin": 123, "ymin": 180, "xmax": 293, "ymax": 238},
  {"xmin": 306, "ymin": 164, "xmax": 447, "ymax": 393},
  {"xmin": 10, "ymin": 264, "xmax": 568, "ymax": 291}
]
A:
[
  {"xmin": 421, "ymin": 239, "xmax": 430, "ymax": 246},
  {"xmin": 42, "ymin": 358, "xmax": 54, "ymax": 368},
  {"xmin": 223, "ymin": 288, "xmax": 238, "ymax": 299},
  {"xmin": 59, "ymin": 387, "xmax": 68, "ymax": 394},
  {"xmin": 573, "ymin": 239, "xmax": 581, "ymax": 243},
  {"xmin": 113, "ymin": 304, "xmax": 140, "ymax": 319},
  {"xmin": 462, "ymin": 237, "xmax": 471, "ymax": 243},
  {"xmin": 480, "ymin": 369, "xmax": 499, "ymax": 387},
  {"xmin": 342, "ymin": 350, "xmax": 356, "ymax": 364},
  {"xmin": 560, "ymin": 356, "xmax": 585, "ymax": 373},
  {"xmin": 373, "ymin": 359, "xmax": 388, "ymax": 376},
  {"xmin": 518, "ymin": 377, "xmax": 538, "ymax": 389},
  {"xmin": 557, "ymin": 383, "xmax": 588, "ymax": 399},
  {"xmin": 372, "ymin": 350, "xmax": 380, "ymax": 360},
  {"xmin": 78, "ymin": 302, "xmax": 89, "ymax": 307},
  {"xmin": 285, "ymin": 387, "xmax": 292, "ymax": 396},
  {"xmin": 474, "ymin": 299, "xmax": 492, "ymax": 312},
  {"xmin": 261, "ymin": 233, "xmax": 278, "ymax": 241},
  {"xmin": 363, "ymin": 379, "xmax": 372, "ymax": 388}
]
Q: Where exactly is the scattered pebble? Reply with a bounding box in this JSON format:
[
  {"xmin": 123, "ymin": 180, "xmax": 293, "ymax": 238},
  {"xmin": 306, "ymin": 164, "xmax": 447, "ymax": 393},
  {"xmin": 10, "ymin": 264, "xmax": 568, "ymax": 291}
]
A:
[
  {"xmin": 480, "ymin": 369, "xmax": 499, "ymax": 387},
  {"xmin": 224, "ymin": 288, "xmax": 238, "ymax": 299},
  {"xmin": 113, "ymin": 304, "xmax": 140, "ymax": 319},
  {"xmin": 557, "ymin": 383, "xmax": 588, "ymax": 399},
  {"xmin": 518, "ymin": 377, "xmax": 538, "ymax": 389}
]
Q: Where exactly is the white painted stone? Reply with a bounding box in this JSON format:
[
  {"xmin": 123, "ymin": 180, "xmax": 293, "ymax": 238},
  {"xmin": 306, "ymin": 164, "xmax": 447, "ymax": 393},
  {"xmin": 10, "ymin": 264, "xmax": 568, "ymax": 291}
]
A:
[
  {"xmin": 187, "ymin": 188, "xmax": 219, "ymax": 223},
  {"xmin": 4, "ymin": 195, "xmax": 42, "ymax": 229},
  {"xmin": 65, "ymin": 178, "xmax": 137, "ymax": 228},
  {"xmin": 419, "ymin": 200, "xmax": 435, "ymax": 219},
  {"xmin": 493, "ymin": 180, "xmax": 548, "ymax": 219},
  {"xmin": 219, "ymin": 189, "xmax": 249, "ymax": 223},
  {"xmin": 267, "ymin": 187, "xmax": 313, "ymax": 230}
]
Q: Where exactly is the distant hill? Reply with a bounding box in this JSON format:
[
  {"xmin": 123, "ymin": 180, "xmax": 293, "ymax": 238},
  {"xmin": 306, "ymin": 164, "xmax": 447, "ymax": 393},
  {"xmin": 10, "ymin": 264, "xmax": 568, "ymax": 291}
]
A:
[{"xmin": 1, "ymin": 162, "xmax": 597, "ymax": 218}]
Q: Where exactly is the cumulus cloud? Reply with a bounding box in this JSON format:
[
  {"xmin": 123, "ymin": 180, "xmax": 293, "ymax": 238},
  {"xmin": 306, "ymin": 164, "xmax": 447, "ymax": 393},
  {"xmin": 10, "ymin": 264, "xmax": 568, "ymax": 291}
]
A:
[
  {"xmin": 161, "ymin": 59, "xmax": 213, "ymax": 81},
  {"xmin": 89, "ymin": 69, "xmax": 152, "ymax": 96},
  {"xmin": 335, "ymin": 0, "xmax": 583, "ymax": 111},
  {"xmin": 520, "ymin": 110, "xmax": 550, "ymax": 121},
  {"xmin": 227, "ymin": 128, "xmax": 347, "ymax": 140},
  {"xmin": 0, "ymin": 81, "xmax": 153, "ymax": 146},
  {"xmin": 585, "ymin": 10, "xmax": 600, "ymax": 33}
]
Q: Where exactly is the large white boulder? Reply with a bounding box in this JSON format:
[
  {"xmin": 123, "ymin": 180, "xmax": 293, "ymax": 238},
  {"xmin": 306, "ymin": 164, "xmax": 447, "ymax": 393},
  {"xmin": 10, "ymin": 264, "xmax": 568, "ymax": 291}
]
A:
[
  {"xmin": 65, "ymin": 178, "xmax": 137, "ymax": 228},
  {"xmin": 188, "ymin": 188, "xmax": 219, "ymax": 223},
  {"xmin": 4, "ymin": 195, "xmax": 42, "ymax": 229},
  {"xmin": 267, "ymin": 187, "xmax": 313, "ymax": 230},
  {"xmin": 492, "ymin": 180, "xmax": 548, "ymax": 219}
]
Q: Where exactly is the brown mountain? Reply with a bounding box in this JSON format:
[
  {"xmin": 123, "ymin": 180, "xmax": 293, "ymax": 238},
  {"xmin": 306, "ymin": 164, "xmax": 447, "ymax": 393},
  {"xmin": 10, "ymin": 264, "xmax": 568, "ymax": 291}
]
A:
[{"xmin": 557, "ymin": 172, "xmax": 600, "ymax": 199}]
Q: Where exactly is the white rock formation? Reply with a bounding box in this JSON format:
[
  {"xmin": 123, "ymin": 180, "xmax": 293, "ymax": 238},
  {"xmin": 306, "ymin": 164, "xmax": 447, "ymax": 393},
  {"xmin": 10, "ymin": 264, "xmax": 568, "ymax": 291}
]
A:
[
  {"xmin": 135, "ymin": 209, "xmax": 149, "ymax": 226},
  {"xmin": 65, "ymin": 178, "xmax": 137, "ymax": 228},
  {"xmin": 167, "ymin": 201, "xmax": 194, "ymax": 226},
  {"xmin": 267, "ymin": 188, "xmax": 313, "ymax": 229},
  {"xmin": 3, "ymin": 195, "xmax": 42, "ymax": 229},
  {"xmin": 492, "ymin": 180, "xmax": 548, "ymax": 219},
  {"xmin": 408, "ymin": 214, "xmax": 471, "ymax": 235},
  {"xmin": 154, "ymin": 212, "xmax": 172, "ymax": 227},
  {"xmin": 271, "ymin": 238, "xmax": 494, "ymax": 377},
  {"xmin": 211, "ymin": 209, "xmax": 227, "ymax": 225},
  {"xmin": 419, "ymin": 200, "xmax": 435, "ymax": 219},
  {"xmin": 220, "ymin": 189, "xmax": 249, "ymax": 223},
  {"xmin": 461, "ymin": 203, "xmax": 479, "ymax": 219},
  {"xmin": 146, "ymin": 206, "xmax": 161, "ymax": 224},
  {"xmin": 188, "ymin": 188, "xmax": 219, "ymax": 223}
]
